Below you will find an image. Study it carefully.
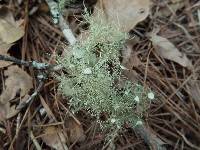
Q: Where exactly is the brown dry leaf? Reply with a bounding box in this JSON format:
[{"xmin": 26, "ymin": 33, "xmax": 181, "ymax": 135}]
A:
[
  {"xmin": 94, "ymin": 0, "xmax": 150, "ymax": 32},
  {"xmin": 65, "ymin": 117, "xmax": 86, "ymax": 143},
  {"xmin": 0, "ymin": 66, "xmax": 33, "ymax": 120},
  {"xmin": 42, "ymin": 126, "xmax": 68, "ymax": 150},
  {"xmin": 0, "ymin": 6, "xmax": 24, "ymax": 68},
  {"xmin": 42, "ymin": 118, "xmax": 85, "ymax": 149},
  {"xmin": 148, "ymin": 33, "xmax": 192, "ymax": 69},
  {"xmin": 0, "ymin": 103, "xmax": 19, "ymax": 121},
  {"xmin": 0, "ymin": 6, "xmax": 24, "ymax": 44},
  {"xmin": 1, "ymin": 65, "xmax": 33, "ymax": 103}
]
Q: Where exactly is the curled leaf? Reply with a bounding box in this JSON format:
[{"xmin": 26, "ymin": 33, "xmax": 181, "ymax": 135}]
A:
[
  {"xmin": 65, "ymin": 117, "xmax": 86, "ymax": 143},
  {"xmin": 94, "ymin": 0, "xmax": 150, "ymax": 32},
  {"xmin": 148, "ymin": 33, "xmax": 192, "ymax": 69},
  {"xmin": 41, "ymin": 118, "xmax": 85, "ymax": 149},
  {"xmin": 0, "ymin": 6, "xmax": 24, "ymax": 68},
  {"xmin": 1, "ymin": 66, "xmax": 33, "ymax": 103},
  {"xmin": 0, "ymin": 6, "xmax": 24, "ymax": 44},
  {"xmin": 42, "ymin": 126, "xmax": 68, "ymax": 150},
  {"xmin": 0, "ymin": 66, "xmax": 33, "ymax": 120}
]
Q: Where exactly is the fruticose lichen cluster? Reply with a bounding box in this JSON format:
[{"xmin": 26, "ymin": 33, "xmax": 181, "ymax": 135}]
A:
[{"xmin": 58, "ymin": 12, "xmax": 154, "ymax": 129}]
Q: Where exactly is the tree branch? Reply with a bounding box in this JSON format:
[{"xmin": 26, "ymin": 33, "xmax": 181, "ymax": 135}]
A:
[{"xmin": 0, "ymin": 54, "xmax": 65, "ymax": 71}]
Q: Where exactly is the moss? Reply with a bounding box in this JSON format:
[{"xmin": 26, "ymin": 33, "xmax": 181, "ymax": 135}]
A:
[{"xmin": 57, "ymin": 12, "xmax": 154, "ymax": 129}]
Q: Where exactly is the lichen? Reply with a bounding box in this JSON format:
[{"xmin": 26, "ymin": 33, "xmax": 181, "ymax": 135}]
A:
[
  {"xmin": 58, "ymin": 0, "xmax": 75, "ymax": 12},
  {"xmin": 57, "ymin": 12, "xmax": 154, "ymax": 129}
]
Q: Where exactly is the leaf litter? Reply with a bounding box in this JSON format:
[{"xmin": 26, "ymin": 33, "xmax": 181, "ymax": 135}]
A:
[
  {"xmin": 41, "ymin": 118, "xmax": 85, "ymax": 150},
  {"xmin": 148, "ymin": 31, "xmax": 193, "ymax": 69},
  {"xmin": 42, "ymin": 126, "xmax": 69, "ymax": 150},
  {"xmin": 0, "ymin": 65, "xmax": 33, "ymax": 121},
  {"xmin": 0, "ymin": 0, "xmax": 200, "ymax": 149},
  {"xmin": 0, "ymin": 6, "xmax": 24, "ymax": 68},
  {"xmin": 94, "ymin": 0, "xmax": 151, "ymax": 32}
]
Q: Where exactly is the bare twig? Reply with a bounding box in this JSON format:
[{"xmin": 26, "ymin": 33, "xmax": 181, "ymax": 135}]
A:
[
  {"xmin": 30, "ymin": 131, "xmax": 42, "ymax": 150},
  {"xmin": 0, "ymin": 54, "xmax": 64, "ymax": 71},
  {"xmin": 45, "ymin": 0, "xmax": 77, "ymax": 45},
  {"xmin": 0, "ymin": 54, "xmax": 51, "ymax": 70}
]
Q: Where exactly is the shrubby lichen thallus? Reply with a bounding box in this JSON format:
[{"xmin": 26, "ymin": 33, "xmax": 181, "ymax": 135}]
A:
[
  {"xmin": 58, "ymin": 0, "xmax": 75, "ymax": 12},
  {"xmin": 57, "ymin": 12, "xmax": 154, "ymax": 129}
]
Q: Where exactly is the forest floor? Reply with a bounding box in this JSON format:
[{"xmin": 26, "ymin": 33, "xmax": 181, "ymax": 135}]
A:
[{"xmin": 0, "ymin": 0, "xmax": 200, "ymax": 150}]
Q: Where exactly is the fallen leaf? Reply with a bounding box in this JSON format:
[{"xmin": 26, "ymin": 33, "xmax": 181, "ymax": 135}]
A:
[
  {"xmin": 4, "ymin": 104, "xmax": 19, "ymax": 119},
  {"xmin": 41, "ymin": 117, "xmax": 85, "ymax": 149},
  {"xmin": 1, "ymin": 66, "xmax": 33, "ymax": 103},
  {"xmin": 0, "ymin": 6, "xmax": 24, "ymax": 68},
  {"xmin": 42, "ymin": 126, "xmax": 68, "ymax": 150},
  {"xmin": 94, "ymin": 0, "xmax": 150, "ymax": 32},
  {"xmin": 0, "ymin": 98, "xmax": 19, "ymax": 121},
  {"xmin": 65, "ymin": 117, "xmax": 86, "ymax": 143},
  {"xmin": 0, "ymin": 66, "xmax": 33, "ymax": 121},
  {"xmin": 0, "ymin": 6, "xmax": 24, "ymax": 44},
  {"xmin": 148, "ymin": 32, "xmax": 192, "ymax": 69}
]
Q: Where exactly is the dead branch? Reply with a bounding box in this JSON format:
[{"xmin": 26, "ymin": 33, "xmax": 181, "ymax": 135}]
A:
[{"xmin": 45, "ymin": 0, "xmax": 77, "ymax": 45}]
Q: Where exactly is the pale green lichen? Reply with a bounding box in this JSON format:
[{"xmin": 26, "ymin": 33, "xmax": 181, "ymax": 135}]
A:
[
  {"xmin": 57, "ymin": 12, "xmax": 154, "ymax": 129},
  {"xmin": 58, "ymin": 0, "xmax": 75, "ymax": 12}
]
